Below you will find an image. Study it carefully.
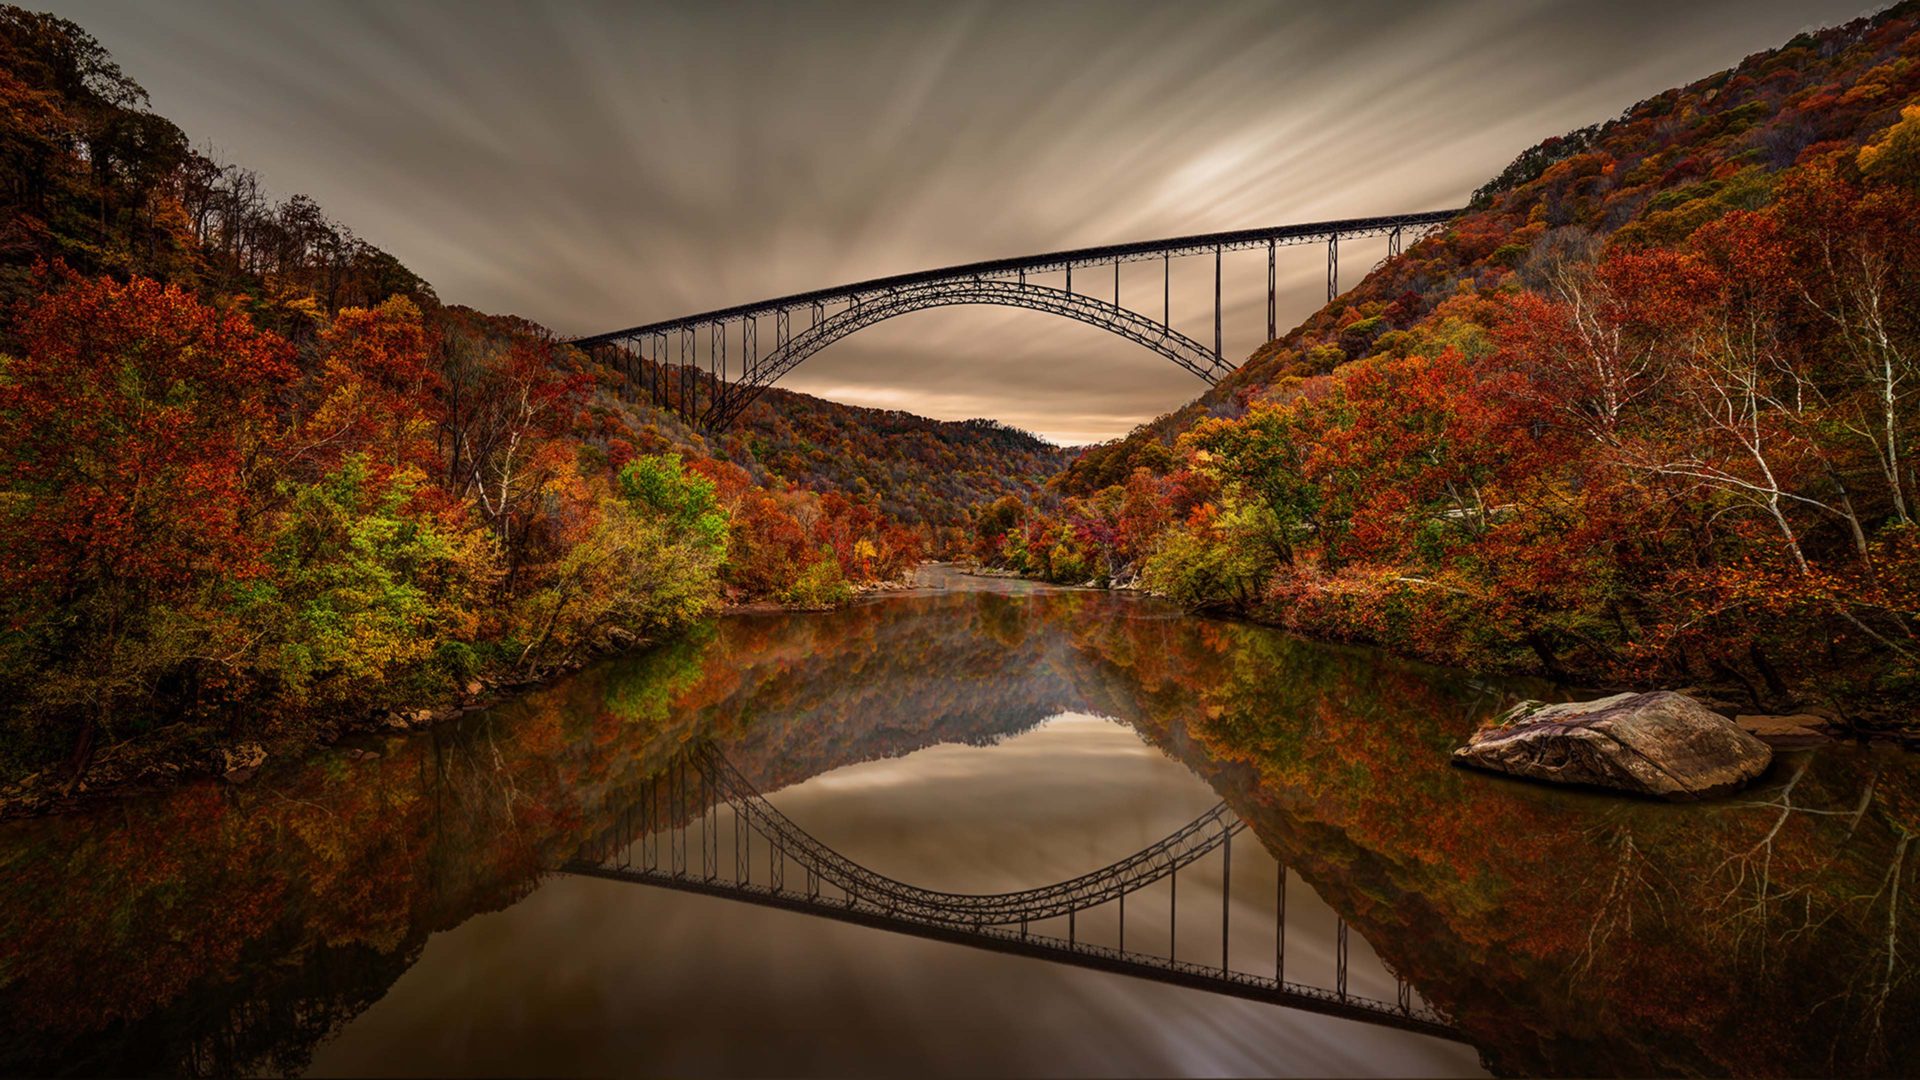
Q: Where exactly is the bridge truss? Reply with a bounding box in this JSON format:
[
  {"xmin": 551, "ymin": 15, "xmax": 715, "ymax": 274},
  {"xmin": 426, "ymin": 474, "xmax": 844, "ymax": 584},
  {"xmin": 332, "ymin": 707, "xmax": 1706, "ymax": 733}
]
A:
[
  {"xmin": 572, "ymin": 210, "xmax": 1460, "ymax": 432},
  {"xmin": 562, "ymin": 744, "xmax": 1460, "ymax": 1041}
]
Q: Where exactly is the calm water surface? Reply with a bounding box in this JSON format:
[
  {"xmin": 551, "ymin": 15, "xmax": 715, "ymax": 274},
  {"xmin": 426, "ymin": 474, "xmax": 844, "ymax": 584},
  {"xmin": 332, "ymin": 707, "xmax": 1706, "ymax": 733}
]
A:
[{"xmin": 0, "ymin": 566, "xmax": 1914, "ymax": 1076}]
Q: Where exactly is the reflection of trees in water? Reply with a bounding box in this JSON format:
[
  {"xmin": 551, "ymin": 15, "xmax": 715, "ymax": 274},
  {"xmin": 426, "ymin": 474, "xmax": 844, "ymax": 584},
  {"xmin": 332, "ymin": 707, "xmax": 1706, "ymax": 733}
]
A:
[
  {"xmin": 1569, "ymin": 818, "xmax": 1667, "ymax": 986},
  {"xmin": 1, "ymin": 586, "xmax": 1915, "ymax": 1076},
  {"xmin": 683, "ymin": 592, "xmax": 1082, "ymax": 792},
  {"xmin": 0, "ymin": 592, "xmax": 1104, "ymax": 1074},
  {"xmin": 1046, "ymin": 605, "xmax": 1920, "ymax": 1077},
  {"xmin": 102, "ymin": 942, "xmax": 420, "ymax": 1078}
]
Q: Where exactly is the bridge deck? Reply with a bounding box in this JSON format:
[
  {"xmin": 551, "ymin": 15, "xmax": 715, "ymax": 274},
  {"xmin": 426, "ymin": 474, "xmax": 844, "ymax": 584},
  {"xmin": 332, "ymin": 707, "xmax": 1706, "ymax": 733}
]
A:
[
  {"xmin": 573, "ymin": 209, "xmax": 1461, "ymax": 343},
  {"xmin": 562, "ymin": 861, "xmax": 1464, "ymax": 1042}
]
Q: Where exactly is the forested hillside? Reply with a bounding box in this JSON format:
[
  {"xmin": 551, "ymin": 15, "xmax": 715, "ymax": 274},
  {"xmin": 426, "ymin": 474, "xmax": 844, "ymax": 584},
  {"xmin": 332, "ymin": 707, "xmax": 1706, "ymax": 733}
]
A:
[
  {"xmin": 711, "ymin": 391, "xmax": 1069, "ymax": 549},
  {"xmin": 976, "ymin": 2, "xmax": 1920, "ymax": 728},
  {"xmin": 0, "ymin": 6, "xmax": 1052, "ymax": 805}
]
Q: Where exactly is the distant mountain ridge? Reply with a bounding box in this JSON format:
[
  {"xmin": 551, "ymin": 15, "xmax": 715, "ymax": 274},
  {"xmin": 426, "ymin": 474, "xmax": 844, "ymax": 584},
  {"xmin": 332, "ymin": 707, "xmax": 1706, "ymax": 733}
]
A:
[{"xmin": 707, "ymin": 386, "xmax": 1073, "ymax": 546}]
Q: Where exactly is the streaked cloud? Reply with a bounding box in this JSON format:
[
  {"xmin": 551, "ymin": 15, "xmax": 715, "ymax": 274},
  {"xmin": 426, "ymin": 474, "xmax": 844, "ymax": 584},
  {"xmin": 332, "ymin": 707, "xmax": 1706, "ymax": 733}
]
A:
[{"xmin": 49, "ymin": 0, "xmax": 1874, "ymax": 443}]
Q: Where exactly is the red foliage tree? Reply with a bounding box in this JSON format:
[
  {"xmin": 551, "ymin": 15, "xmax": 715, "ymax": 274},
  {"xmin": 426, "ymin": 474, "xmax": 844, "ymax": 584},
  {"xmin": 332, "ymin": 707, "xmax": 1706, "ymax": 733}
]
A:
[
  {"xmin": 0, "ymin": 273, "xmax": 294, "ymax": 772},
  {"xmin": 294, "ymin": 296, "xmax": 442, "ymax": 480}
]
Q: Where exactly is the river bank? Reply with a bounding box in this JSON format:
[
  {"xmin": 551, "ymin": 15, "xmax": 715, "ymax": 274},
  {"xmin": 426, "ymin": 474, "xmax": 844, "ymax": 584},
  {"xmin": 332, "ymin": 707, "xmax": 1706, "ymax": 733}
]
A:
[
  {"xmin": 954, "ymin": 561, "xmax": 1908, "ymax": 750},
  {"xmin": 5, "ymin": 554, "xmax": 1889, "ymax": 824},
  {"xmin": 0, "ymin": 574, "xmax": 924, "ymax": 822}
]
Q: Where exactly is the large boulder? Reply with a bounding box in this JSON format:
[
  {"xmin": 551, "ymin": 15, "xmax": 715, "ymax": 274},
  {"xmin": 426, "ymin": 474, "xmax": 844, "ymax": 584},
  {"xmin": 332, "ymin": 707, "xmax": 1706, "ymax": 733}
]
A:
[{"xmin": 1452, "ymin": 691, "xmax": 1772, "ymax": 799}]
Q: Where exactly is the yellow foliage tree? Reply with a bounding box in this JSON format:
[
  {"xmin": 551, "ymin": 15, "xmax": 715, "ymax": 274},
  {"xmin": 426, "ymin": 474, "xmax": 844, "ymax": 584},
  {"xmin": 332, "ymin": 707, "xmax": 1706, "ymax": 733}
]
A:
[{"xmin": 1858, "ymin": 102, "xmax": 1920, "ymax": 189}]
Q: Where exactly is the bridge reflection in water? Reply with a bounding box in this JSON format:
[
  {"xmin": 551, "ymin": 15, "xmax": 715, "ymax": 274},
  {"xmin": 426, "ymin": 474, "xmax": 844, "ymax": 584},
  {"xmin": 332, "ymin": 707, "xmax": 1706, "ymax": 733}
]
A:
[{"xmin": 564, "ymin": 743, "xmax": 1459, "ymax": 1042}]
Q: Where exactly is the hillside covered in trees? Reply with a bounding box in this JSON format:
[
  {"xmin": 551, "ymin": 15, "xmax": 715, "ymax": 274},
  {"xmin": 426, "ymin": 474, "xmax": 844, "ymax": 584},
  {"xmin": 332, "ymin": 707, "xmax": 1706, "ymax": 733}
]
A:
[
  {"xmin": 973, "ymin": 2, "xmax": 1920, "ymax": 729},
  {"xmin": 0, "ymin": 6, "xmax": 1053, "ymax": 808},
  {"xmin": 712, "ymin": 392, "xmax": 1069, "ymax": 549}
]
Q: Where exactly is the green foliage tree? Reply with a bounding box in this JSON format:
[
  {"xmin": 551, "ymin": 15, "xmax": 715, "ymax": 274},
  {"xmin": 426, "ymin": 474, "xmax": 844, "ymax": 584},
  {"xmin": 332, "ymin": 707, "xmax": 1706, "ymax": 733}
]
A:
[
  {"xmin": 251, "ymin": 456, "xmax": 497, "ymax": 707},
  {"xmin": 1140, "ymin": 495, "xmax": 1287, "ymax": 611},
  {"xmin": 619, "ymin": 453, "xmax": 728, "ymax": 549},
  {"xmin": 781, "ymin": 552, "xmax": 855, "ymax": 608},
  {"xmin": 516, "ymin": 454, "xmax": 731, "ymax": 668}
]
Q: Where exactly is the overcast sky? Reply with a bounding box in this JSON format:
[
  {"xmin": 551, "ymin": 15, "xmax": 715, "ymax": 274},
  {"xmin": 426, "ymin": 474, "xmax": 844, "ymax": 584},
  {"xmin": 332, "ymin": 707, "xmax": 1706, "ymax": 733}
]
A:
[{"xmin": 49, "ymin": 0, "xmax": 1878, "ymax": 443}]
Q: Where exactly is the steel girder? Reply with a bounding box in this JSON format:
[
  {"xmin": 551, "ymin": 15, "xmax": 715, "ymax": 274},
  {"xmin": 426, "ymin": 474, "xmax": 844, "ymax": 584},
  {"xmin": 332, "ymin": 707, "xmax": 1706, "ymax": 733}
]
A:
[
  {"xmin": 576, "ymin": 209, "xmax": 1462, "ymax": 432},
  {"xmin": 574, "ymin": 209, "xmax": 1461, "ymax": 344},
  {"xmin": 695, "ymin": 278, "xmax": 1230, "ymax": 429}
]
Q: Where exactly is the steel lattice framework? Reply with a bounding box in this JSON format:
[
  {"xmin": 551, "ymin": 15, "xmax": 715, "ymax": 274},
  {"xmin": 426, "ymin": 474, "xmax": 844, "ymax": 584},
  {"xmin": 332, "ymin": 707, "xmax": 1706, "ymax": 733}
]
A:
[
  {"xmin": 572, "ymin": 209, "xmax": 1461, "ymax": 432},
  {"xmin": 562, "ymin": 744, "xmax": 1459, "ymax": 1041}
]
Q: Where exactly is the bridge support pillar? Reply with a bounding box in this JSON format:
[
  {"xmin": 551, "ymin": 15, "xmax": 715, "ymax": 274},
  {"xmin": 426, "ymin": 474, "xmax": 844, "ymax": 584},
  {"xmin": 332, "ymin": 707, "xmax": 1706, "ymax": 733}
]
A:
[
  {"xmin": 1170, "ymin": 863, "xmax": 1178, "ymax": 962},
  {"xmin": 1162, "ymin": 252, "xmax": 1169, "ymax": 328},
  {"xmin": 1327, "ymin": 233, "xmax": 1340, "ymax": 302},
  {"xmin": 681, "ymin": 329, "xmax": 694, "ymax": 422},
  {"xmin": 1213, "ymin": 245, "xmax": 1222, "ymax": 362},
  {"xmin": 655, "ymin": 332, "xmax": 668, "ymax": 407},
  {"xmin": 1266, "ymin": 238, "xmax": 1276, "ymax": 340},
  {"xmin": 1276, "ymin": 864, "xmax": 1286, "ymax": 983},
  {"xmin": 1222, "ymin": 827, "xmax": 1231, "ymax": 973},
  {"xmin": 1336, "ymin": 917, "xmax": 1349, "ymax": 1000}
]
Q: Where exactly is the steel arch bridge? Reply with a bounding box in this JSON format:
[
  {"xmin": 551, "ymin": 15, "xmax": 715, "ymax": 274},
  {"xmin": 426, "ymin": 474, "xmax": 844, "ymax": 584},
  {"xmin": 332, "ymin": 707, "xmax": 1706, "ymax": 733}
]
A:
[
  {"xmin": 572, "ymin": 209, "xmax": 1460, "ymax": 432},
  {"xmin": 563, "ymin": 743, "xmax": 1461, "ymax": 1042}
]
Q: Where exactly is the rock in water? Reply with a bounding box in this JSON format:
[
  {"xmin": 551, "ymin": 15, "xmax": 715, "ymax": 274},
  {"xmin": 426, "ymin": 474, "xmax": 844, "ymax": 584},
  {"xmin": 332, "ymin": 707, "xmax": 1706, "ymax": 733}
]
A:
[
  {"xmin": 1452, "ymin": 691, "xmax": 1772, "ymax": 799},
  {"xmin": 1734, "ymin": 713, "xmax": 1834, "ymax": 747},
  {"xmin": 216, "ymin": 743, "xmax": 268, "ymax": 785}
]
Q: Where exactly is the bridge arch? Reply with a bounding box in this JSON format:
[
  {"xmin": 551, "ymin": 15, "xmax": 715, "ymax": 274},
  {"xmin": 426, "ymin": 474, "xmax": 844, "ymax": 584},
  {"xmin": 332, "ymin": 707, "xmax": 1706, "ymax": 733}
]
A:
[
  {"xmin": 572, "ymin": 209, "xmax": 1462, "ymax": 432},
  {"xmin": 712, "ymin": 279, "xmax": 1230, "ymax": 430},
  {"xmin": 586, "ymin": 279, "xmax": 1229, "ymax": 432}
]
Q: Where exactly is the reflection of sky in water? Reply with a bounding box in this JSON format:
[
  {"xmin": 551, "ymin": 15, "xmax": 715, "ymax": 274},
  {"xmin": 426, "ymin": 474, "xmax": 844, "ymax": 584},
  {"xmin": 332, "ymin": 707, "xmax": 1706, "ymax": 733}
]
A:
[{"xmin": 305, "ymin": 714, "xmax": 1484, "ymax": 1077}]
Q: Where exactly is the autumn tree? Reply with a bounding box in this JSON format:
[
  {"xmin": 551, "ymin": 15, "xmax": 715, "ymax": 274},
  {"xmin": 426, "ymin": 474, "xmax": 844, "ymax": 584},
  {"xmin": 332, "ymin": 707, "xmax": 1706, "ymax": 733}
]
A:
[
  {"xmin": 513, "ymin": 454, "xmax": 727, "ymax": 666},
  {"xmin": 0, "ymin": 274, "xmax": 294, "ymax": 776},
  {"xmin": 251, "ymin": 455, "xmax": 497, "ymax": 707},
  {"xmin": 1773, "ymin": 161, "xmax": 1920, "ymax": 530},
  {"xmin": 436, "ymin": 330, "xmax": 591, "ymax": 586},
  {"xmin": 295, "ymin": 296, "xmax": 441, "ymax": 479}
]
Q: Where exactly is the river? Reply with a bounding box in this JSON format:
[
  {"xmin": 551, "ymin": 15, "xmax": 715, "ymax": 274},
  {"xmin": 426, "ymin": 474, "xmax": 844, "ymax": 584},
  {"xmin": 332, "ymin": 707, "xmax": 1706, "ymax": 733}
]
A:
[{"xmin": 0, "ymin": 566, "xmax": 1914, "ymax": 1076}]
